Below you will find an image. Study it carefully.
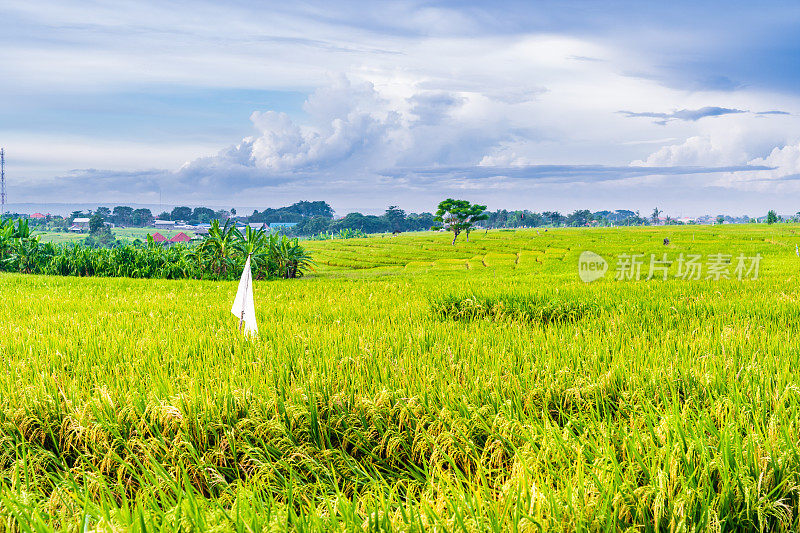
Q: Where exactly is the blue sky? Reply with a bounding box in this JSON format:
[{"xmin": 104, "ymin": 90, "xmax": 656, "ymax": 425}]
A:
[{"xmin": 2, "ymin": 0, "xmax": 800, "ymax": 215}]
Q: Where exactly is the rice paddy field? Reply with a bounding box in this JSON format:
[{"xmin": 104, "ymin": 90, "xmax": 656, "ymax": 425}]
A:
[{"xmin": 4, "ymin": 224, "xmax": 800, "ymax": 531}]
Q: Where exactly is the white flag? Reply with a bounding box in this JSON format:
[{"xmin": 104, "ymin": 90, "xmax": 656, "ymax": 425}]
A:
[{"xmin": 231, "ymin": 255, "xmax": 258, "ymax": 336}]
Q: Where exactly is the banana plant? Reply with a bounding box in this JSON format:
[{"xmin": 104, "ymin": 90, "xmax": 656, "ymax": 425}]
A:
[
  {"xmin": 0, "ymin": 217, "xmax": 316, "ymax": 280},
  {"xmin": 0, "ymin": 219, "xmax": 13, "ymax": 267},
  {"xmin": 11, "ymin": 218, "xmax": 32, "ymax": 240},
  {"xmin": 197, "ymin": 219, "xmax": 240, "ymax": 278},
  {"xmin": 275, "ymin": 235, "xmax": 315, "ymax": 278},
  {"xmin": 236, "ymin": 225, "xmax": 271, "ymax": 279},
  {"xmin": 11, "ymin": 234, "xmax": 41, "ymax": 274}
]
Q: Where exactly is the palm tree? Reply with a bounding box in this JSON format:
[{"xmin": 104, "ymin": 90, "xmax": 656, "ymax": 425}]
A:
[{"xmin": 651, "ymin": 208, "xmax": 662, "ymax": 225}]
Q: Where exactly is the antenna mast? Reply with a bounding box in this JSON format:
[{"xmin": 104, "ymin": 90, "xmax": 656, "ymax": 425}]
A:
[{"xmin": 0, "ymin": 148, "xmax": 5, "ymax": 216}]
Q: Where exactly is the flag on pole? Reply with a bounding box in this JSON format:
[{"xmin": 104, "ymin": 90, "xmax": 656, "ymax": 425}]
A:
[{"xmin": 231, "ymin": 254, "xmax": 258, "ymax": 336}]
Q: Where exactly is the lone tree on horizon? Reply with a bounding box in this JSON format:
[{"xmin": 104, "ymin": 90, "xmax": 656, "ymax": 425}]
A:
[
  {"xmin": 434, "ymin": 198, "xmax": 488, "ymax": 245},
  {"xmin": 767, "ymin": 210, "xmax": 778, "ymax": 224}
]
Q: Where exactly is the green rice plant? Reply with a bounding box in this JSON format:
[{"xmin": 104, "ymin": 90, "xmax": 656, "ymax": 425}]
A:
[
  {"xmin": 430, "ymin": 292, "xmax": 602, "ymax": 325},
  {"xmin": 4, "ymin": 224, "xmax": 800, "ymax": 530},
  {"xmin": 432, "ymin": 259, "xmax": 469, "ymax": 271}
]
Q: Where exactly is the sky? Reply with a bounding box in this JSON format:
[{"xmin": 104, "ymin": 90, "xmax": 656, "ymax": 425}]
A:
[{"xmin": 2, "ymin": 0, "xmax": 800, "ymax": 216}]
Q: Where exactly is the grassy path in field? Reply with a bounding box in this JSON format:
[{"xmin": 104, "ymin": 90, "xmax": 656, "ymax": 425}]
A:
[{"xmin": 3, "ymin": 225, "xmax": 800, "ymax": 530}]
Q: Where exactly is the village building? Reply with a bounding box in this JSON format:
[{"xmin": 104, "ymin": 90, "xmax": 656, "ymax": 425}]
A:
[
  {"xmin": 169, "ymin": 232, "xmax": 191, "ymax": 243},
  {"xmin": 268, "ymin": 222, "xmax": 298, "ymax": 231},
  {"xmin": 69, "ymin": 217, "xmax": 91, "ymax": 232},
  {"xmin": 154, "ymin": 220, "xmax": 176, "ymax": 230}
]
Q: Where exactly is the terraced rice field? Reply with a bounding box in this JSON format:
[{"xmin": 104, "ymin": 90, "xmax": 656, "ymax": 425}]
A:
[{"xmin": 4, "ymin": 225, "xmax": 800, "ymax": 530}]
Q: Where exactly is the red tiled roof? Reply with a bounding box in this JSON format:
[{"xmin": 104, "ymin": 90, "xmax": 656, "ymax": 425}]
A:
[
  {"xmin": 31, "ymin": 213, "xmax": 46, "ymax": 218},
  {"xmin": 150, "ymin": 232, "xmax": 166, "ymax": 242},
  {"xmin": 169, "ymin": 232, "xmax": 191, "ymax": 243}
]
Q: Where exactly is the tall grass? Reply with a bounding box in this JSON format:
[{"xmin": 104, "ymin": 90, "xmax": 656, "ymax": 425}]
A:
[{"xmin": 2, "ymin": 224, "xmax": 800, "ymax": 530}]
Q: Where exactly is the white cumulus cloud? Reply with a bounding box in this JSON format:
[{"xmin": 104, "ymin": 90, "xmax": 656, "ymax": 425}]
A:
[
  {"xmin": 630, "ymin": 135, "xmax": 744, "ymax": 167},
  {"xmin": 182, "ymin": 75, "xmax": 513, "ymax": 183},
  {"xmin": 747, "ymin": 142, "xmax": 800, "ymax": 179}
]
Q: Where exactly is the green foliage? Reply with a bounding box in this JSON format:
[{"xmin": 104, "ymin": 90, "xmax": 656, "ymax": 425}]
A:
[
  {"xmin": 0, "ymin": 218, "xmax": 313, "ymax": 280},
  {"xmin": 83, "ymin": 229, "xmax": 117, "ymax": 248},
  {"xmin": 651, "ymin": 207, "xmax": 662, "ymax": 223},
  {"xmin": 274, "ymin": 232, "xmax": 315, "ymax": 278},
  {"xmin": 434, "ymin": 198, "xmax": 489, "ymax": 244},
  {"xmin": 0, "ymin": 219, "xmax": 45, "ymax": 274},
  {"xmin": 112, "ymin": 205, "xmax": 134, "ymax": 225},
  {"xmin": 195, "ymin": 219, "xmax": 239, "ymax": 276},
  {"xmin": 384, "ymin": 205, "xmax": 406, "ymax": 232},
  {"xmin": 171, "ymin": 205, "xmax": 193, "ymax": 221},
  {"xmin": 566, "ymin": 209, "xmax": 593, "ymax": 227},
  {"xmin": 330, "ymin": 212, "xmax": 388, "ymax": 234},
  {"xmin": 287, "ymin": 206, "xmax": 436, "ymax": 237},
  {"xmin": 767, "ymin": 209, "xmax": 779, "ymax": 224},
  {"xmin": 191, "ymin": 206, "xmax": 216, "ymax": 224},
  {"xmin": 484, "ymin": 209, "xmax": 655, "ymax": 228},
  {"xmin": 132, "ymin": 207, "xmax": 153, "ymax": 226},
  {"xmin": 430, "ymin": 292, "xmax": 601, "ymax": 324},
  {"xmin": 312, "ymin": 228, "xmax": 368, "ymax": 240},
  {"xmin": 88, "ymin": 213, "xmax": 106, "ymax": 234},
  {"xmin": 86, "ymin": 213, "xmax": 117, "ymax": 247},
  {"xmin": 250, "ymin": 200, "xmax": 334, "ymax": 224}
]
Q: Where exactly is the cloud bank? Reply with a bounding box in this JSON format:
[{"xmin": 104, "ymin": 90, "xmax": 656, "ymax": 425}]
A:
[
  {"xmin": 617, "ymin": 107, "xmax": 791, "ymax": 125},
  {"xmin": 4, "ymin": 1, "xmax": 800, "ymax": 215}
]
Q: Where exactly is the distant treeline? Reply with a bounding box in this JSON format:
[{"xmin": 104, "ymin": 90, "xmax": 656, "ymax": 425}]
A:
[
  {"xmin": 15, "ymin": 204, "xmax": 663, "ymax": 236},
  {"xmin": 485, "ymin": 209, "xmax": 651, "ymax": 228},
  {"xmin": 248, "ymin": 201, "xmax": 334, "ymax": 223},
  {"xmin": 17, "ymin": 201, "xmax": 776, "ymax": 239},
  {"xmin": 290, "ymin": 207, "xmax": 436, "ymax": 236},
  {"xmin": 284, "ymin": 207, "xmax": 655, "ymax": 235},
  {"xmin": 24, "ymin": 206, "xmax": 236, "ymax": 229}
]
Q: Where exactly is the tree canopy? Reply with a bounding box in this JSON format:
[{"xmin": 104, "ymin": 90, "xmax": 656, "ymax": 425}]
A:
[
  {"xmin": 767, "ymin": 210, "xmax": 778, "ymax": 224},
  {"xmin": 434, "ymin": 199, "xmax": 488, "ymax": 245}
]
